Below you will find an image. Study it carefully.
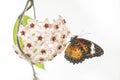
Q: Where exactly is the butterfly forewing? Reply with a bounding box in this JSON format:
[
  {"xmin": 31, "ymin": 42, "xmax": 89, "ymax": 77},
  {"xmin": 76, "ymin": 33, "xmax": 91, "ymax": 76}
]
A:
[{"xmin": 78, "ymin": 38, "xmax": 104, "ymax": 58}]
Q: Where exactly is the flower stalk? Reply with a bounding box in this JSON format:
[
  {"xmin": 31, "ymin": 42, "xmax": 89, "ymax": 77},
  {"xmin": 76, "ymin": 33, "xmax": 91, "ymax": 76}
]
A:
[{"xmin": 16, "ymin": 0, "xmax": 37, "ymax": 80}]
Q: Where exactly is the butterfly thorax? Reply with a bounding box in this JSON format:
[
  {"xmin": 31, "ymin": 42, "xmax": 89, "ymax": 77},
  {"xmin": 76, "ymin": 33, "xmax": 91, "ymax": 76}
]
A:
[{"xmin": 70, "ymin": 36, "xmax": 79, "ymax": 46}]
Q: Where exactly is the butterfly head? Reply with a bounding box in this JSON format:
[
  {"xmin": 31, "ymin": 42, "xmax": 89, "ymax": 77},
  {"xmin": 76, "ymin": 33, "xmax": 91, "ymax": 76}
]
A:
[{"xmin": 70, "ymin": 35, "xmax": 78, "ymax": 45}]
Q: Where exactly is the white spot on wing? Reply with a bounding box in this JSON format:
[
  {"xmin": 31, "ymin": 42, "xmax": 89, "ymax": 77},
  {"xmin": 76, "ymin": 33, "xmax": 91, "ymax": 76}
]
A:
[{"xmin": 91, "ymin": 43, "xmax": 95, "ymax": 55}]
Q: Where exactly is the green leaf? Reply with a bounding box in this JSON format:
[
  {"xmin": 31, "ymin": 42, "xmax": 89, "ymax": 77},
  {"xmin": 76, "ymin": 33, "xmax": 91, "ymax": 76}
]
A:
[
  {"xmin": 32, "ymin": 33, "xmax": 35, "ymax": 36},
  {"xmin": 33, "ymin": 48, "xmax": 38, "ymax": 53},
  {"xmin": 19, "ymin": 37, "xmax": 24, "ymax": 49},
  {"xmin": 22, "ymin": 16, "xmax": 32, "ymax": 26},
  {"xmin": 13, "ymin": 18, "xmax": 19, "ymax": 45},
  {"xmin": 13, "ymin": 15, "xmax": 32, "ymax": 45},
  {"xmin": 34, "ymin": 63, "xmax": 45, "ymax": 70}
]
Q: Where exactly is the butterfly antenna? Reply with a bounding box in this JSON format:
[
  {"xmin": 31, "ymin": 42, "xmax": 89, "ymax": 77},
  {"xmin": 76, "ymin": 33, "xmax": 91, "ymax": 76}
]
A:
[
  {"xmin": 77, "ymin": 29, "xmax": 92, "ymax": 37},
  {"xmin": 79, "ymin": 32, "xmax": 91, "ymax": 37}
]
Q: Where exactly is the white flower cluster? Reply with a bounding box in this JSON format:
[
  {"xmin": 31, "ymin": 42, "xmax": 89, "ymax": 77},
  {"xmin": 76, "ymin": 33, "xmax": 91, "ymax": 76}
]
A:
[{"xmin": 13, "ymin": 16, "xmax": 70, "ymax": 63}]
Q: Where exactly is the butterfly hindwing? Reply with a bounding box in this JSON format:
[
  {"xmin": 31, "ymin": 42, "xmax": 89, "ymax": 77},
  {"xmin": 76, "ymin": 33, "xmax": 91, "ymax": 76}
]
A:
[
  {"xmin": 65, "ymin": 36, "xmax": 104, "ymax": 64},
  {"xmin": 65, "ymin": 44, "xmax": 85, "ymax": 64}
]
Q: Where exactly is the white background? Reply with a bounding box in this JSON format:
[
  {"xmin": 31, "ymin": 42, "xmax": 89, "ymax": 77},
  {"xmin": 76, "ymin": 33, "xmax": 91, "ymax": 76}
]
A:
[{"xmin": 0, "ymin": 0, "xmax": 120, "ymax": 80}]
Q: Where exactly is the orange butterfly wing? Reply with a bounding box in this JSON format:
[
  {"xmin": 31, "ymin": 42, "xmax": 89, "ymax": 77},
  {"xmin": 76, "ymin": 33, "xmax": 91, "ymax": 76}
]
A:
[{"xmin": 65, "ymin": 36, "xmax": 104, "ymax": 64}]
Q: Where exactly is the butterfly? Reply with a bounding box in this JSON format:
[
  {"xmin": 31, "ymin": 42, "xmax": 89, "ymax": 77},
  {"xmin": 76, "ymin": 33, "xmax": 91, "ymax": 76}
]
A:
[{"xmin": 65, "ymin": 35, "xmax": 104, "ymax": 64}]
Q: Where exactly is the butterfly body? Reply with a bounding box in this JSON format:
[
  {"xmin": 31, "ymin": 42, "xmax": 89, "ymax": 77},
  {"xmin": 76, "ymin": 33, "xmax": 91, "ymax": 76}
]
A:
[{"xmin": 65, "ymin": 36, "xmax": 104, "ymax": 64}]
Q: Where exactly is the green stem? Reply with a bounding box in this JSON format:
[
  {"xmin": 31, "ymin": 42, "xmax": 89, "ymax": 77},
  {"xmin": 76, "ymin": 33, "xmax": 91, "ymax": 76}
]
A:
[
  {"xmin": 16, "ymin": 0, "xmax": 37, "ymax": 80},
  {"xmin": 31, "ymin": 0, "xmax": 36, "ymax": 19},
  {"xmin": 31, "ymin": 62, "xmax": 38, "ymax": 80},
  {"xmin": 26, "ymin": 0, "xmax": 36, "ymax": 19}
]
